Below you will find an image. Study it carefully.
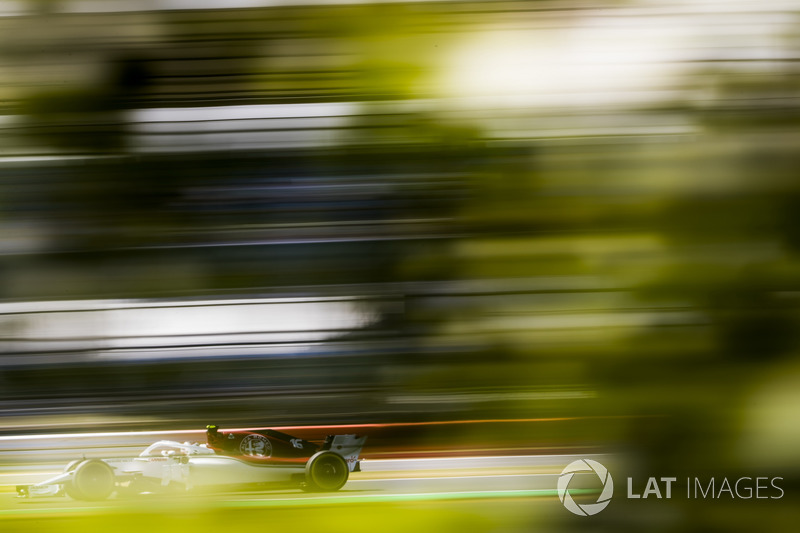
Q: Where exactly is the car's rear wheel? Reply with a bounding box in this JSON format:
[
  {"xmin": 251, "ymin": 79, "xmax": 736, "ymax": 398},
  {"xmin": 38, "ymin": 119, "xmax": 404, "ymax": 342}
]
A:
[
  {"xmin": 303, "ymin": 451, "xmax": 349, "ymax": 492},
  {"xmin": 71, "ymin": 459, "xmax": 115, "ymax": 501}
]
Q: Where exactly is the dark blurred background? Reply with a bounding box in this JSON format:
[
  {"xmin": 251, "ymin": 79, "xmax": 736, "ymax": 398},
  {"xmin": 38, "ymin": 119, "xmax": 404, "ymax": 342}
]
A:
[{"xmin": 1, "ymin": 0, "xmax": 799, "ymax": 530}]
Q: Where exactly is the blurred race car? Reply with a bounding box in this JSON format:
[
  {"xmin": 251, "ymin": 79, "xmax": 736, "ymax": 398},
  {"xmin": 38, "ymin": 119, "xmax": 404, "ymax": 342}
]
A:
[{"xmin": 17, "ymin": 425, "xmax": 366, "ymax": 501}]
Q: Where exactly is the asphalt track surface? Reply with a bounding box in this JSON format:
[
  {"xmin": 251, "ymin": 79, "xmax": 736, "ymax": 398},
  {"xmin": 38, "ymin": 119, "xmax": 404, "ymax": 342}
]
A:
[
  {"xmin": 0, "ymin": 456, "xmax": 608, "ymax": 517},
  {"xmin": 0, "ymin": 429, "xmax": 608, "ymax": 517}
]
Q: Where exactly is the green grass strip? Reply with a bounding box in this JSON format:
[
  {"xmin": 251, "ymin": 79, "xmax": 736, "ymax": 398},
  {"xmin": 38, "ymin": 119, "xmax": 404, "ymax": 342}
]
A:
[
  {"xmin": 221, "ymin": 488, "xmax": 599, "ymax": 508},
  {"xmin": 0, "ymin": 488, "xmax": 600, "ymax": 518}
]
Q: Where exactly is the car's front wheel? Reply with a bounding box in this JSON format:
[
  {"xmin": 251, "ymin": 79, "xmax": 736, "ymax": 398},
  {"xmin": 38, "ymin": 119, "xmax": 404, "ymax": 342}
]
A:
[
  {"xmin": 303, "ymin": 451, "xmax": 349, "ymax": 492},
  {"xmin": 63, "ymin": 458, "xmax": 83, "ymax": 499},
  {"xmin": 69, "ymin": 459, "xmax": 115, "ymax": 501}
]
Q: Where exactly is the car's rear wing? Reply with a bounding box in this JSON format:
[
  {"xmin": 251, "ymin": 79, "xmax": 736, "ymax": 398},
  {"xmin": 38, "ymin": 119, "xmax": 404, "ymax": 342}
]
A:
[{"xmin": 322, "ymin": 434, "xmax": 367, "ymax": 472}]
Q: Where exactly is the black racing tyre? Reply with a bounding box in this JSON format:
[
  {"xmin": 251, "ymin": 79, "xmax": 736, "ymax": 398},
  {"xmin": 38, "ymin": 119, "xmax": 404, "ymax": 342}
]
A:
[
  {"xmin": 63, "ymin": 459, "xmax": 84, "ymax": 500},
  {"xmin": 64, "ymin": 482, "xmax": 83, "ymax": 500},
  {"xmin": 71, "ymin": 459, "xmax": 115, "ymax": 501},
  {"xmin": 304, "ymin": 451, "xmax": 349, "ymax": 492}
]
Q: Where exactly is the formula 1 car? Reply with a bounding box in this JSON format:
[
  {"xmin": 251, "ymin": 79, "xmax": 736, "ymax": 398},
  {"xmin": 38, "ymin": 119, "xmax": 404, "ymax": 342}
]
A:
[{"xmin": 17, "ymin": 425, "xmax": 366, "ymax": 501}]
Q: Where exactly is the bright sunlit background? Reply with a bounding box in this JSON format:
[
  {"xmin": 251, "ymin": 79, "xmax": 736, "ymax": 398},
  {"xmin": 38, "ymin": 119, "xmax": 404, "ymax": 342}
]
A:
[{"xmin": 1, "ymin": 0, "xmax": 799, "ymax": 531}]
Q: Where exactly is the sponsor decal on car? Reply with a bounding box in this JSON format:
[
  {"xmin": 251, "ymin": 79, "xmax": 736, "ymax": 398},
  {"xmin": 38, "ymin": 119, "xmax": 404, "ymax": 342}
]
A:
[{"xmin": 240, "ymin": 434, "xmax": 272, "ymax": 458}]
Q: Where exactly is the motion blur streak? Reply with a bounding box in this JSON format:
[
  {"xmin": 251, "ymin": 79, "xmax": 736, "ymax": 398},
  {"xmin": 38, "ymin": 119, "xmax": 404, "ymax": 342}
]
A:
[{"xmin": 1, "ymin": 0, "xmax": 800, "ymax": 532}]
